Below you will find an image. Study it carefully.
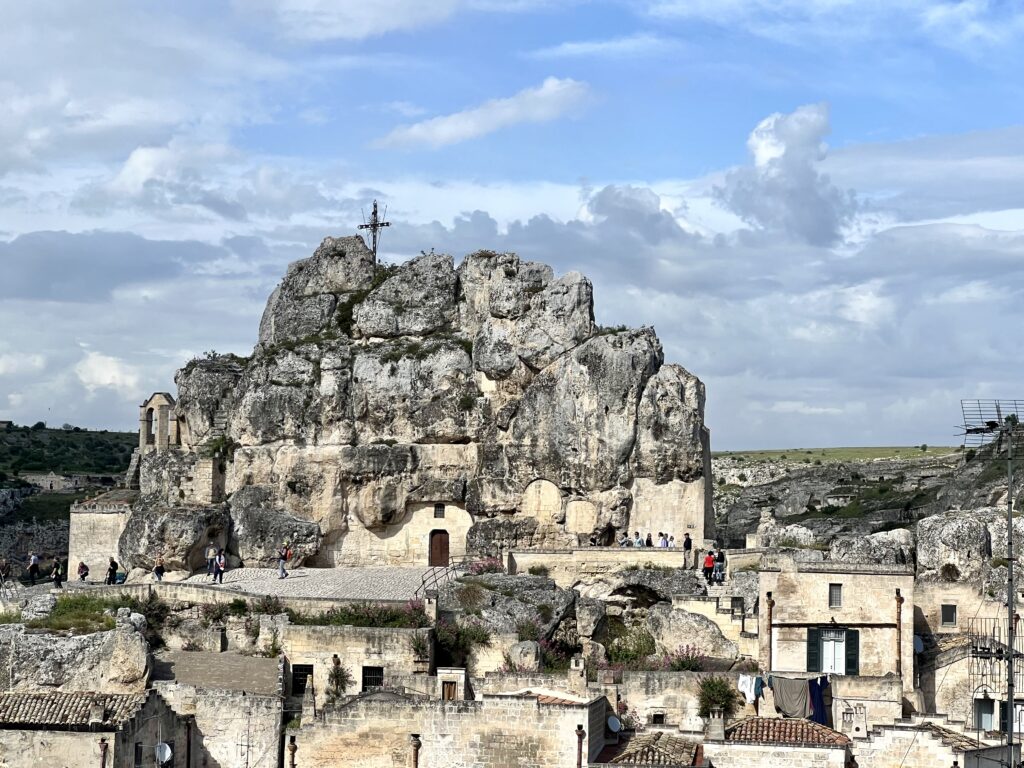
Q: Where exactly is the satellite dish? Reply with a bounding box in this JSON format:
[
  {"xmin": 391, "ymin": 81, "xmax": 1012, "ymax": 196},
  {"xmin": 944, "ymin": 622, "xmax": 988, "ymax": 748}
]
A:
[
  {"xmin": 154, "ymin": 743, "xmax": 173, "ymax": 765},
  {"xmin": 607, "ymin": 715, "xmax": 622, "ymax": 733}
]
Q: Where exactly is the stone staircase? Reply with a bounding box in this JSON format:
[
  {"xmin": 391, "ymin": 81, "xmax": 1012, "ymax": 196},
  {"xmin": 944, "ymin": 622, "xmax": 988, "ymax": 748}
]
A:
[
  {"xmin": 672, "ymin": 588, "xmax": 759, "ymax": 656},
  {"xmin": 124, "ymin": 448, "xmax": 142, "ymax": 490},
  {"xmin": 853, "ymin": 712, "xmax": 992, "ymax": 765},
  {"xmin": 210, "ymin": 407, "xmax": 228, "ymax": 438}
]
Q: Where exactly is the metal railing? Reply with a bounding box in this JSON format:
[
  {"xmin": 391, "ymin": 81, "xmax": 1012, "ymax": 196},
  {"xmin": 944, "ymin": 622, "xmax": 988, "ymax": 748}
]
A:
[{"xmin": 415, "ymin": 556, "xmax": 478, "ymax": 599}]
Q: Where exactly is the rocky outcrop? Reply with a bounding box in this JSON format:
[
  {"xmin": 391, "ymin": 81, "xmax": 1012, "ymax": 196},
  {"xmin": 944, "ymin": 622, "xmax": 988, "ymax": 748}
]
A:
[
  {"xmin": 645, "ymin": 603, "xmax": 738, "ymax": 659},
  {"xmin": 0, "ymin": 619, "xmax": 149, "ymax": 693},
  {"xmin": 916, "ymin": 508, "xmax": 1013, "ymax": 583},
  {"xmin": 118, "ymin": 504, "xmax": 229, "ymax": 572},
  {"xmin": 439, "ymin": 573, "xmax": 575, "ymax": 640},
  {"xmin": 130, "ymin": 237, "xmax": 710, "ymax": 566},
  {"xmin": 830, "ymin": 528, "xmax": 915, "ymax": 566}
]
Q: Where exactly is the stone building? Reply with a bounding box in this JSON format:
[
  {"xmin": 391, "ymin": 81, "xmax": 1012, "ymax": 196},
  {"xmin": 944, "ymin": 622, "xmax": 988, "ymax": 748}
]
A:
[{"xmin": 0, "ymin": 690, "xmax": 189, "ymax": 768}]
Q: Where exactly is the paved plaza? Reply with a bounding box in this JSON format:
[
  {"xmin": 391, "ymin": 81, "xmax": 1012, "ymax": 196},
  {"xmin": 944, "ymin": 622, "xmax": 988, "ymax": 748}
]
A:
[{"xmin": 182, "ymin": 566, "xmax": 434, "ymax": 602}]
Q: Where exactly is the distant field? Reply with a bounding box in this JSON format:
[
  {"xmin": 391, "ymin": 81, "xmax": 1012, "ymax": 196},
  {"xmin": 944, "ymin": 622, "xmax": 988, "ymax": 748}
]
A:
[
  {"xmin": 713, "ymin": 446, "xmax": 960, "ymax": 462},
  {"xmin": 15, "ymin": 491, "xmax": 89, "ymax": 522}
]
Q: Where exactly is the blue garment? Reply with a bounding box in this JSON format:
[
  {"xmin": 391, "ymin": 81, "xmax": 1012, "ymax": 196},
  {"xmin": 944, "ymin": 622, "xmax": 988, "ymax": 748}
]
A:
[
  {"xmin": 808, "ymin": 675, "xmax": 830, "ymax": 725},
  {"xmin": 754, "ymin": 676, "xmax": 765, "ymax": 700}
]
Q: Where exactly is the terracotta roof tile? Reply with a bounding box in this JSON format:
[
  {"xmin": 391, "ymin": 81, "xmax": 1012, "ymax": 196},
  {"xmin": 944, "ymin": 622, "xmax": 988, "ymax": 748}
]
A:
[
  {"xmin": 0, "ymin": 692, "xmax": 147, "ymax": 728},
  {"xmin": 725, "ymin": 717, "xmax": 851, "ymax": 747},
  {"xmin": 599, "ymin": 732, "xmax": 698, "ymax": 765}
]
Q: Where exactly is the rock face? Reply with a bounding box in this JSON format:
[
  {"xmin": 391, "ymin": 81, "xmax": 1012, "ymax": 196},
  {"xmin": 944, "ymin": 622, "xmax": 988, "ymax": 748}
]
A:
[
  {"xmin": 0, "ymin": 622, "xmax": 149, "ymax": 693},
  {"xmin": 645, "ymin": 603, "xmax": 738, "ymax": 659},
  {"xmin": 830, "ymin": 528, "xmax": 916, "ymax": 566},
  {"xmin": 916, "ymin": 508, "xmax": 1016, "ymax": 583},
  {"xmin": 126, "ymin": 237, "xmax": 712, "ymax": 567}
]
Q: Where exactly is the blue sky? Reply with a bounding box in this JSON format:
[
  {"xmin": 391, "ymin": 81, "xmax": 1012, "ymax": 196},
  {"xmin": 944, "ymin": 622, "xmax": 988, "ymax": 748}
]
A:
[{"xmin": 2, "ymin": 0, "xmax": 1024, "ymax": 449}]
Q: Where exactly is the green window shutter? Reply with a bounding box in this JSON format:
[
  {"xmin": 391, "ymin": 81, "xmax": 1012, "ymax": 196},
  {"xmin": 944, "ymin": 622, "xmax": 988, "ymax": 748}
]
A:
[
  {"xmin": 845, "ymin": 629, "xmax": 860, "ymax": 676},
  {"xmin": 806, "ymin": 627, "xmax": 821, "ymax": 673}
]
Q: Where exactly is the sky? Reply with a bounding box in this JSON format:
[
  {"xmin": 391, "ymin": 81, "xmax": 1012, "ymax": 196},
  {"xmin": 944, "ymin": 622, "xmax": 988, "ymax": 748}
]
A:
[{"xmin": 2, "ymin": 1, "xmax": 1024, "ymax": 450}]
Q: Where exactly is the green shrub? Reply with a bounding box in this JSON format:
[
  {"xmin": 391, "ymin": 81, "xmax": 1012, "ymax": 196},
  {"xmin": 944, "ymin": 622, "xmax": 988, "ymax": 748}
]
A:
[
  {"xmin": 289, "ymin": 601, "xmax": 430, "ymax": 629},
  {"xmin": 517, "ymin": 619, "xmax": 541, "ymax": 641},
  {"xmin": 0, "ymin": 611, "xmax": 22, "ymax": 624},
  {"xmin": 326, "ymin": 659, "xmax": 355, "ymax": 702},
  {"xmin": 252, "ymin": 595, "xmax": 285, "ymax": 615},
  {"xmin": 663, "ymin": 645, "xmax": 707, "ymax": 672},
  {"xmin": 991, "ymin": 557, "xmax": 1010, "ymax": 569},
  {"xmin": 456, "ymin": 583, "xmax": 486, "ymax": 612},
  {"xmin": 409, "ymin": 632, "xmax": 430, "ymax": 659},
  {"xmin": 607, "ymin": 626, "xmax": 656, "ymax": 665},
  {"xmin": 527, "ymin": 565, "xmax": 549, "ymax": 578},
  {"xmin": 201, "ymin": 603, "xmax": 230, "ymax": 626},
  {"xmin": 537, "ymin": 603, "xmax": 553, "ymax": 623},
  {"xmin": 940, "ymin": 563, "xmax": 961, "ymax": 582},
  {"xmin": 435, "ymin": 619, "xmax": 490, "ymax": 666},
  {"xmin": 698, "ymin": 676, "xmax": 741, "ymax": 718},
  {"xmin": 228, "ymin": 598, "xmax": 249, "ymax": 617}
]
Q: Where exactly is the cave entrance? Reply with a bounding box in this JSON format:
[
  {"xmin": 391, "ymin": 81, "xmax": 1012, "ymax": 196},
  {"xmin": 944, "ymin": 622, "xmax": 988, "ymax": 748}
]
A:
[{"xmin": 429, "ymin": 530, "xmax": 450, "ymax": 567}]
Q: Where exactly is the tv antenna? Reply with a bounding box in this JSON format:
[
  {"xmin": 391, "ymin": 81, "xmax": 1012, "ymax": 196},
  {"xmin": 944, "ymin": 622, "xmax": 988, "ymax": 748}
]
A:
[
  {"xmin": 358, "ymin": 199, "xmax": 391, "ymax": 259},
  {"xmin": 961, "ymin": 398, "xmax": 1024, "ymax": 768}
]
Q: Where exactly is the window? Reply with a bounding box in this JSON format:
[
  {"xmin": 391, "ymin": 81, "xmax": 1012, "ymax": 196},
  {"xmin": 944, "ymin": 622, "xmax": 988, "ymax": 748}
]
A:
[
  {"xmin": 442, "ymin": 681, "xmax": 457, "ymax": 701},
  {"xmin": 652, "ymin": 713, "xmax": 666, "ymax": 725},
  {"xmin": 807, "ymin": 627, "xmax": 859, "ymax": 676},
  {"xmin": 434, "ymin": 503, "xmax": 445, "ymax": 519},
  {"xmin": 134, "ymin": 743, "xmax": 144, "ymax": 768},
  {"xmin": 362, "ymin": 665, "xmax": 385, "ymax": 691},
  {"xmin": 291, "ymin": 664, "xmax": 314, "ymax": 696},
  {"xmin": 829, "ymin": 583, "xmax": 843, "ymax": 609},
  {"xmin": 976, "ymin": 698, "xmax": 995, "ymax": 731},
  {"xmin": 941, "ymin": 604, "xmax": 958, "ymax": 627}
]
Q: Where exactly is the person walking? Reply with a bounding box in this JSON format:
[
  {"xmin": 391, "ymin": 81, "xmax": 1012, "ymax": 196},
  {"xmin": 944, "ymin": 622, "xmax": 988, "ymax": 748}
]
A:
[
  {"xmin": 633, "ymin": 531, "xmax": 643, "ymax": 547},
  {"xmin": 27, "ymin": 552, "xmax": 40, "ymax": 586},
  {"xmin": 702, "ymin": 551, "xmax": 715, "ymax": 584},
  {"xmin": 659, "ymin": 533, "xmax": 669, "ymax": 548},
  {"xmin": 77, "ymin": 561, "xmax": 89, "ymax": 582},
  {"xmin": 714, "ymin": 548, "xmax": 727, "ymax": 584},
  {"xmin": 617, "ymin": 532, "xmax": 630, "ymax": 547},
  {"xmin": 105, "ymin": 557, "xmax": 118, "ymax": 586},
  {"xmin": 205, "ymin": 542, "xmax": 218, "ymax": 580},
  {"xmin": 152, "ymin": 556, "xmax": 166, "ymax": 582},
  {"xmin": 277, "ymin": 542, "xmax": 291, "ymax": 580},
  {"xmin": 682, "ymin": 533, "xmax": 693, "ymax": 569},
  {"xmin": 645, "ymin": 532, "xmax": 653, "ymax": 548},
  {"xmin": 213, "ymin": 549, "xmax": 226, "ymax": 584},
  {"xmin": 52, "ymin": 558, "xmax": 64, "ymax": 589},
  {"xmin": 668, "ymin": 535, "xmax": 675, "ymax": 549}
]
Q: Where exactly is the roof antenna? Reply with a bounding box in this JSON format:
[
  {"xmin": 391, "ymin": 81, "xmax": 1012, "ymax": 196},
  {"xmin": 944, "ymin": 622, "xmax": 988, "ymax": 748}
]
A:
[{"xmin": 358, "ymin": 199, "xmax": 391, "ymax": 259}]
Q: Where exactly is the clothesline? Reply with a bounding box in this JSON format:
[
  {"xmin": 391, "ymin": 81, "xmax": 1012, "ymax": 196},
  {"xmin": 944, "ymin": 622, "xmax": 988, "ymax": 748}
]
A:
[{"xmin": 736, "ymin": 673, "xmax": 833, "ymax": 724}]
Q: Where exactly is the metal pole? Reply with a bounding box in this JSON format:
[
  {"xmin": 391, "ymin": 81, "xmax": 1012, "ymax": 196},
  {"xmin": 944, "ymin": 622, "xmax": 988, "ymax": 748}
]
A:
[
  {"xmin": 575, "ymin": 724, "xmax": 586, "ymax": 768},
  {"xmin": 1008, "ymin": 431, "xmax": 1015, "ymax": 768}
]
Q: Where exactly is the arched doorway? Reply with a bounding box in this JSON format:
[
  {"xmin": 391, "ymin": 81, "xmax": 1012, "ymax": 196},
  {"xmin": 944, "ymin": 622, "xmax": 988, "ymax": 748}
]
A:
[{"xmin": 429, "ymin": 530, "xmax": 450, "ymax": 567}]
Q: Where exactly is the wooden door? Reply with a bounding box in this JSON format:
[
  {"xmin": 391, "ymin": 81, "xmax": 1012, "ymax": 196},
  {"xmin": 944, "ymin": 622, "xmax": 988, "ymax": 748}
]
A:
[{"xmin": 429, "ymin": 530, "xmax": 449, "ymax": 567}]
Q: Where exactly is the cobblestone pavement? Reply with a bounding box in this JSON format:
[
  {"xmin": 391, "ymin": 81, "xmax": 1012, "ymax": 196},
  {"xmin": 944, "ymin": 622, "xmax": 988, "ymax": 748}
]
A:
[
  {"xmin": 152, "ymin": 649, "xmax": 280, "ymax": 695},
  {"xmin": 182, "ymin": 566, "xmax": 433, "ymax": 602}
]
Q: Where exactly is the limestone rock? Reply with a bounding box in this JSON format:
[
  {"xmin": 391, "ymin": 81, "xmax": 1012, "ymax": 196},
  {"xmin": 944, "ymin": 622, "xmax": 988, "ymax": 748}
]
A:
[
  {"xmin": 20, "ymin": 594, "xmax": 56, "ymax": 621},
  {"xmin": 830, "ymin": 528, "xmax": 915, "ymax": 566},
  {"xmin": 228, "ymin": 485, "xmax": 321, "ymax": 566},
  {"xmin": 575, "ymin": 597, "xmax": 606, "ymax": 639},
  {"xmin": 645, "ymin": 603, "xmax": 738, "ymax": 659},
  {"xmin": 118, "ymin": 504, "xmax": 230, "ymax": 572},
  {"xmin": 440, "ymin": 573, "xmax": 575, "ymax": 639},
  {"xmin": 354, "ymin": 252, "xmax": 457, "ymax": 338},
  {"xmin": 575, "ymin": 565, "xmax": 706, "ymax": 607},
  {"xmin": 916, "ymin": 508, "xmax": 1015, "ymax": 583},
  {"xmin": 133, "ymin": 238, "xmax": 712, "ymax": 567},
  {"xmin": 508, "ymin": 640, "xmax": 542, "ymax": 672},
  {"xmin": 0, "ymin": 624, "xmax": 149, "ymax": 693}
]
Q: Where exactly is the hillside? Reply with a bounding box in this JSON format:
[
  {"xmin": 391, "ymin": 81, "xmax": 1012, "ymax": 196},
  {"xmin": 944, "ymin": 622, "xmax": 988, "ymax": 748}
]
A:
[{"xmin": 0, "ymin": 425, "xmax": 135, "ymax": 476}]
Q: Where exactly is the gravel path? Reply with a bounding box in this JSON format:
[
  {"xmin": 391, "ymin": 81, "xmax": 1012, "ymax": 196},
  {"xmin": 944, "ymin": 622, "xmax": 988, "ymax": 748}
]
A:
[{"xmin": 182, "ymin": 566, "xmax": 433, "ymax": 602}]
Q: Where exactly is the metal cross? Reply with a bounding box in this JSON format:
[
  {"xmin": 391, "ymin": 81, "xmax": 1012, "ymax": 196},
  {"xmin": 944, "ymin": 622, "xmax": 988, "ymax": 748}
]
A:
[{"xmin": 358, "ymin": 199, "xmax": 391, "ymax": 259}]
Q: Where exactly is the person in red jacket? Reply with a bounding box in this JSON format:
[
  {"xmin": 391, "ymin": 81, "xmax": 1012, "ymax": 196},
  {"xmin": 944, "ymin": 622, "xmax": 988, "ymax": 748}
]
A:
[{"xmin": 702, "ymin": 552, "xmax": 715, "ymax": 584}]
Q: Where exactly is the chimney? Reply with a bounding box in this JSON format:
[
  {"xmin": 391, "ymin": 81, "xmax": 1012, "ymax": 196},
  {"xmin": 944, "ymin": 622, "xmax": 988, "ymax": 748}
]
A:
[
  {"xmin": 567, "ymin": 655, "xmax": 586, "ymax": 696},
  {"xmin": 88, "ymin": 702, "xmax": 105, "ymax": 727},
  {"xmin": 707, "ymin": 707, "xmax": 726, "ymax": 741}
]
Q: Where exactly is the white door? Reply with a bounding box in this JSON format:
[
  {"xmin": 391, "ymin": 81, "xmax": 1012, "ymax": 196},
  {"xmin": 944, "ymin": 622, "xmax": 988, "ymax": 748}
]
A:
[{"xmin": 821, "ymin": 629, "xmax": 846, "ymax": 675}]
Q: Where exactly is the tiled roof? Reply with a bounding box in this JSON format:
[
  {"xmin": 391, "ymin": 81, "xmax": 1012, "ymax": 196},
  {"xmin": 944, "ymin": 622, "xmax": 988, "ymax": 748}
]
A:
[
  {"xmin": 501, "ymin": 688, "xmax": 590, "ymax": 706},
  {"xmin": 601, "ymin": 732, "xmax": 698, "ymax": 765},
  {"xmin": 916, "ymin": 722, "xmax": 985, "ymax": 751},
  {"xmin": 725, "ymin": 717, "xmax": 851, "ymax": 747},
  {"xmin": 0, "ymin": 692, "xmax": 147, "ymax": 729}
]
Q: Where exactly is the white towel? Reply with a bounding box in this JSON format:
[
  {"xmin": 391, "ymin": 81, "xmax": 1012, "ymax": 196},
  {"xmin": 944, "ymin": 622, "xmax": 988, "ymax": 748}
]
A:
[{"xmin": 737, "ymin": 673, "xmax": 756, "ymax": 704}]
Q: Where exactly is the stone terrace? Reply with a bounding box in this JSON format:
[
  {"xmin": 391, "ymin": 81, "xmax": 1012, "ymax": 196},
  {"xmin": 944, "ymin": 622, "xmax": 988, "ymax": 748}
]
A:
[
  {"xmin": 152, "ymin": 650, "xmax": 281, "ymax": 695},
  {"xmin": 183, "ymin": 566, "xmax": 432, "ymax": 602}
]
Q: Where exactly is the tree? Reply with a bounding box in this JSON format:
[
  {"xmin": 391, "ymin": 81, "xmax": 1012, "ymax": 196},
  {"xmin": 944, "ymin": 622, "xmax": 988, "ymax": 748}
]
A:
[
  {"xmin": 30, "ymin": 421, "xmax": 45, "ymax": 430},
  {"xmin": 919, "ymin": 444, "xmax": 928, "ymax": 452}
]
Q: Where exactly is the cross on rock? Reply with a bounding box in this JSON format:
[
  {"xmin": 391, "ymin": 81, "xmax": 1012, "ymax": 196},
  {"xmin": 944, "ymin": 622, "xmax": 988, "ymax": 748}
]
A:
[{"xmin": 358, "ymin": 199, "xmax": 391, "ymax": 258}]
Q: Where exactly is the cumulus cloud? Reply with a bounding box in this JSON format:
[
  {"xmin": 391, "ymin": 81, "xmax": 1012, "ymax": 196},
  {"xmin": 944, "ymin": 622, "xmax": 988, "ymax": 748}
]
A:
[
  {"xmin": 375, "ymin": 77, "xmax": 592, "ymax": 149},
  {"xmin": 75, "ymin": 352, "xmax": 142, "ymax": 398},
  {"xmin": 716, "ymin": 102, "xmax": 857, "ymax": 246}
]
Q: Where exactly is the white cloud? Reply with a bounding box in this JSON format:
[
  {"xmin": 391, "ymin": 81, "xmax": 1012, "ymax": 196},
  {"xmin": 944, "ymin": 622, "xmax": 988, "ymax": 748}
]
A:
[
  {"xmin": 527, "ymin": 33, "xmax": 681, "ymax": 59},
  {"xmin": 374, "ymin": 77, "xmax": 592, "ymax": 149},
  {"xmin": 716, "ymin": 102, "xmax": 858, "ymax": 245},
  {"xmin": 74, "ymin": 352, "xmax": 142, "ymax": 398},
  {"xmin": 243, "ymin": 0, "xmax": 462, "ymax": 41},
  {"xmin": 766, "ymin": 400, "xmax": 844, "ymax": 416},
  {"xmin": 0, "ymin": 354, "xmax": 44, "ymax": 376}
]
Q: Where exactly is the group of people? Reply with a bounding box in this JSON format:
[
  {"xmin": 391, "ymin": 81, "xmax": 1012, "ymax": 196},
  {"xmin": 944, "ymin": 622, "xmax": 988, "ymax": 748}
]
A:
[
  {"xmin": 616, "ymin": 530, "xmax": 683, "ymax": 549},
  {"xmin": 702, "ymin": 548, "xmax": 727, "ymax": 584}
]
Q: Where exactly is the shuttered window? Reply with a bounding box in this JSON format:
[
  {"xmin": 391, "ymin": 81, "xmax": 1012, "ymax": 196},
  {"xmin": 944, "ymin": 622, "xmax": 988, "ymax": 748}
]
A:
[
  {"xmin": 807, "ymin": 627, "xmax": 859, "ymax": 675},
  {"xmin": 845, "ymin": 629, "xmax": 860, "ymax": 676},
  {"xmin": 807, "ymin": 627, "xmax": 821, "ymax": 672}
]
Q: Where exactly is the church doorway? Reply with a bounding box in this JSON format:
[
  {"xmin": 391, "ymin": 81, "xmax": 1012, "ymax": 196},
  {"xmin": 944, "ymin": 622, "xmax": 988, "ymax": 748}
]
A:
[{"xmin": 429, "ymin": 530, "xmax": 450, "ymax": 567}]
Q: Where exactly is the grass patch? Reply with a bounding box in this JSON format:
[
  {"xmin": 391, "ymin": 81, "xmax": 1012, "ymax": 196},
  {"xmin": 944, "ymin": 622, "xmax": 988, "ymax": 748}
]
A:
[
  {"xmin": 26, "ymin": 594, "xmax": 127, "ymax": 634},
  {"xmin": 0, "ymin": 611, "xmax": 22, "ymax": 624}
]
